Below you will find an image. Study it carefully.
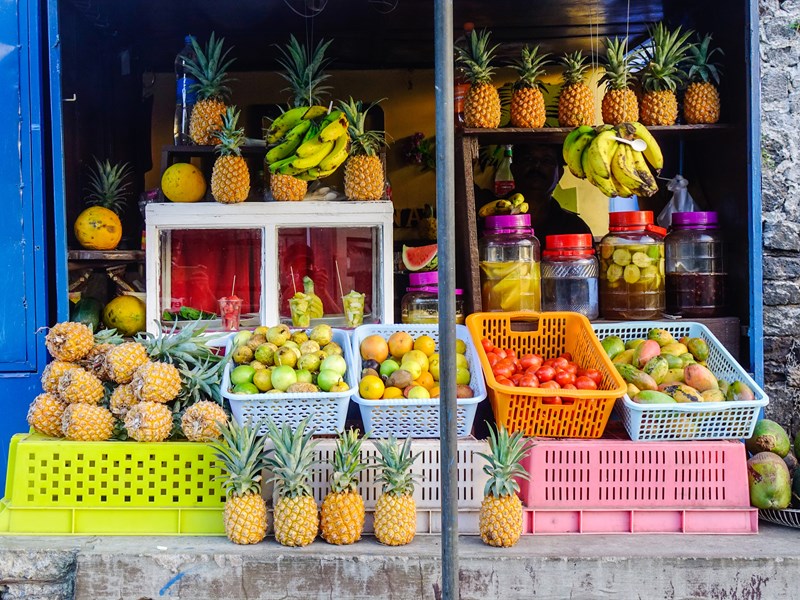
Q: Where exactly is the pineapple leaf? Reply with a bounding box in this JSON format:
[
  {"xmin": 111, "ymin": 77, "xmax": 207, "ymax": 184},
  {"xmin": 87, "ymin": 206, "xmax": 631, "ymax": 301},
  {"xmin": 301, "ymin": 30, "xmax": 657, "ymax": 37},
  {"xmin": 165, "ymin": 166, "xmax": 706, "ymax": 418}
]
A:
[
  {"xmin": 455, "ymin": 29, "xmax": 500, "ymax": 85},
  {"xmin": 338, "ymin": 97, "xmax": 390, "ymax": 156},
  {"xmin": 186, "ymin": 32, "xmax": 236, "ymax": 102},
  {"xmin": 275, "ymin": 35, "xmax": 333, "ymax": 108},
  {"xmin": 477, "ymin": 423, "xmax": 530, "ymax": 498},
  {"xmin": 85, "ymin": 157, "xmax": 132, "ymax": 214}
]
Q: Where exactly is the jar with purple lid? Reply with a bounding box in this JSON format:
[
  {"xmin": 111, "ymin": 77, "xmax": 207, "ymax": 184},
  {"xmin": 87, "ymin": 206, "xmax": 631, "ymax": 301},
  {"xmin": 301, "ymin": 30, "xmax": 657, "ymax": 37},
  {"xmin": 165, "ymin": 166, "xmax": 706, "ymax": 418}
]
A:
[
  {"xmin": 400, "ymin": 271, "xmax": 465, "ymax": 324},
  {"xmin": 478, "ymin": 214, "xmax": 541, "ymax": 312},
  {"xmin": 665, "ymin": 211, "xmax": 726, "ymax": 317}
]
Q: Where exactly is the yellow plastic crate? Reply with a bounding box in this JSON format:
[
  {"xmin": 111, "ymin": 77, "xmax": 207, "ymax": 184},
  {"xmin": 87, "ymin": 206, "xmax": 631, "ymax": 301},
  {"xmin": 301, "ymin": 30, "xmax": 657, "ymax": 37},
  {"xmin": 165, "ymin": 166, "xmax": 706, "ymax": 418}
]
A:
[{"xmin": 0, "ymin": 433, "xmax": 226, "ymax": 535}]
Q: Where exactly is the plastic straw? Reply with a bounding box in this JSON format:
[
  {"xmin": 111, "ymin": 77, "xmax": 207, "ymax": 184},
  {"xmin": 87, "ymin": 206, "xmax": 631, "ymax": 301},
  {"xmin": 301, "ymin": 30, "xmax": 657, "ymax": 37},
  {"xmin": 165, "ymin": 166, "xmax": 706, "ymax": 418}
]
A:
[
  {"xmin": 290, "ymin": 266, "xmax": 297, "ymax": 295},
  {"xmin": 231, "ymin": 276, "xmax": 236, "ymax": 297},
  {"xmin": 335, "ymin": 261, "xmax": 345, "ymax": 299}
]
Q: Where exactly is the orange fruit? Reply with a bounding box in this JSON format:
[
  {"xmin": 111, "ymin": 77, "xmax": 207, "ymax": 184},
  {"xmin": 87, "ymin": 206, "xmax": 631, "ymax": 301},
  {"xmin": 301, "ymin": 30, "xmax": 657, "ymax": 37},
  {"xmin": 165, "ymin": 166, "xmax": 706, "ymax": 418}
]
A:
[
  {"xmin": 388, "ymin": 331, "xmax": 413, "ymax": 358},
  {"xmin": 359, "ymin": 374, "xmax": 385, "ymax": 400},
  {"xmin": 74, "ymin": 206, "xmax": 122, "ymax": 250},
  {"xmin": 382, "ymin": 386, "xmax": 404, "ymax": 399},
  {"xmin": 429, "ymin": 385, "xmax": 440, "ymax": 397},
  {"xmin": 360, "ymin": 335, "xmax": 389, "ymax": 363},
  {"xmin": 416, "ymin": 371, "xmax": 435, "ymax": 390},
  {"xmin": 413, "ymin": 335, "xmax": 436, "ymax": 357},
  {"xmin": 161, "ymin": 163, "xmax": 207, "ymax": 202}
]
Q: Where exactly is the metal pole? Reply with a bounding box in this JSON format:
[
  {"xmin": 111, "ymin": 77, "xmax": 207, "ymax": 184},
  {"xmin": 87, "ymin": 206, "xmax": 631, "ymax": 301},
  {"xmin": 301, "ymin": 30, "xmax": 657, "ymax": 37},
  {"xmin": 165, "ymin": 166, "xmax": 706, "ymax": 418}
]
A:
[{"xmin": 434, "ymin": 2, "xmax": 458, "ymax": 599}]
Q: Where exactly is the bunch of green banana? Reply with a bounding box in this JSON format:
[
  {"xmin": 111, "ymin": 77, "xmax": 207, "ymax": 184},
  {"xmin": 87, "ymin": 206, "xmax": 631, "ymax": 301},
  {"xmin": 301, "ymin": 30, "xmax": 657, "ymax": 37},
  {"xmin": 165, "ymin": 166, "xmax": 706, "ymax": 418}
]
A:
[
  {"xmin": 264, "ymin": 106, "xmax": 351, "ymax": 182},
  {"xmin": 478, "ymin": 192, "xmax": 528, "ymax": 217},
  {"xmin": 561, "ymin": 122, "xmax": 663, "ymax": 199}
]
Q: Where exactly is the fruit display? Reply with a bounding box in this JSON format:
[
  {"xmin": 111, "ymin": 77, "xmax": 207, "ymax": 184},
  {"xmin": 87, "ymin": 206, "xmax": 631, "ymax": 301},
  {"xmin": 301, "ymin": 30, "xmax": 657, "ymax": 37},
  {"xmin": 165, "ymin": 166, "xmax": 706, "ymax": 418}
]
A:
[
  {"xmin": 210, "ymin": 106, "xmax": 250, "ymax": 203},
  {"xmin": 479, "ymin": 260, "xmax": 540, "ymax": 312},
  {"xmin": 477, "ymin": 193, "xmax": 528, "ymax": 218},
  {"xmin": 683, "ymin": 34, "xmax": 723, "ymax": 124},
  {"xmin": 373, "ymin": 436, "xmax": 421, "ymax": 546},
  {"xmin": 599, "ymin": 242, "xmax": 664, "ymax": 314},
  {"xmin": 160, "ymin": 162, "xmax": 207, "ymax": 203},
  {"xmin": 288, "ymin": 277, "xmax": 324, "ymax": 326},
  {"xmin": 508, "ymin": 45, "xmax": 550, "ymax": 129},
  {"xmin": 339, "ymin": 97, "xmax": 389, "ymax": 200},
  {"xmin": 743, "ymin": 419, "xmax": 795, "ymax": 511},
  {"xmin": 600, "ymin": 37, "xmax": 639, "ymax": 125},
  {"xmin": 638, "ymin": 23, "xmax": 693, "ymax": 126},
  {"xmin": 455, "ymin": 29, "xmax": 501, "ymax": 129},
  {"xmin": 73, "ymin": 158, "xmax": 131, "ymax": 251},
  {"xmin": 557, "ymin": 51, "xmax": 595, "ymax": 127},
  {"xmin": 185, "ymin": 32, "xmax": 235, "ymax": 145}
]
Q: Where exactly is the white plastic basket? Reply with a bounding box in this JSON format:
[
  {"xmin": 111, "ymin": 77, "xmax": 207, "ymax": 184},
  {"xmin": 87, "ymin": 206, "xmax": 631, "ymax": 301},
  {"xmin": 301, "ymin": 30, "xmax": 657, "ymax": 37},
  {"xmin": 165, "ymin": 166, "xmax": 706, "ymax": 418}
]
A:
[
  {"xmin": 348, "ymin": 324, "xmax": 487, "ymax": 438},
  {"xmin": 221, "ymin": 328, "xmax": 353, "ymax": 435},
  {"xmin": 592, "ymin": 321, "xmax": 768, "ymax": 441}
]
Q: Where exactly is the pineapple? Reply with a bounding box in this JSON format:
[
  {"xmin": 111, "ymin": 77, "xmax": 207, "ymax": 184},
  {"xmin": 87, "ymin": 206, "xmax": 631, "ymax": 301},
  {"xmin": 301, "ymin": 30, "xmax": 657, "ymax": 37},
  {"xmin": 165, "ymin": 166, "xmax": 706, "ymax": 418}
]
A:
[
  {"xmin": 41, "ymin": 360, "xmax": 80, "ymax": 393},
  {"xmin": 181, "ymin": 400, "xmax": 228, "ymax": 442},
  {"xmin": 683, "ymin": 34, "xmax": 723, "ymax": 124},
  {"xmin": 27, "ymin": 393, "xmax": 67, "ymax": 437},
  {"xmin": 265, "ymin": 416, "xmax": 319, "ymax": 547},
  {"xmin": 131, "ymin": 361, "xmax": 182, "ymax": 404},
  {"xmin": 509, "ymin": 45, "xmax": 550, "ymax": 128},
  {"xmin": 45, "ymin": 321, "xmax": 94, "ymax": 362},
  {"xmin": 339, "ymin": 97, "xmax": 388, "ymax": 201},
  {"xmin": 186, "ymin": 32, "xmax": 235, "ymax": 145},
  {"xmin": 61, "ymin": 403, "xmax": 115, "ymax": 441},
  {"xmin": 601, "ymin": 37, "xmax": 639, "ymax": 125},
  {"xmin": 638, "ymin": 23, "xmax": 694, "ymax": 126},
  {"xmin": 211, "ymin": 106, "xmax": 250, "ymax": 203},
  {"xmin": 269, "ymin": 173, "xmax": 307, "ymax": 202},
  {"xmin": 455, "ymin": 29, "xmax": 501, "ymax": 128},
  {"xmin": 558, "ymin": 51, "xmax": 595, "ymax": 127},
  {"xmin": 211, "ymin": 419, "xmax": 269, "ymax": 545},
  {"xmin": 109, "ymin": 383, "xmax": 139, "ymax": 418},
  {"xmin": 124, "ymin": 401, "xmax": 174, "ymax": 442},
  {"xmin": 478, "ymin": 425, "xmax": 530, "ymax": 548},
  {"xmin": 373, "ymin": 436, "xmax": 420, "ymax": 547},
  {"xmin": 104, "ymin": 341, "xmax": 149, "ymax": 384},
  {"xmin": 79, "ymin": 328, "xmax": 123, "ymax": 381},
  {"xmin": 320, "ymin": 429, "xmax": 369, "ymax": 545},
  {"xmin": 57, "ymin": 368, "xmax": 104, "ymax": 404}
]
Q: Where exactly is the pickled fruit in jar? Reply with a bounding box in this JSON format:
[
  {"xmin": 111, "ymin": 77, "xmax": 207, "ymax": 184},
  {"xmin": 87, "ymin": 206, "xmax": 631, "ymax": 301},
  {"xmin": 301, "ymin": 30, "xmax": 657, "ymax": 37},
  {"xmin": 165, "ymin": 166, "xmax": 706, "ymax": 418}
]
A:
[
  {"xmin": 480, "ymin": 260, "xmax": 541, "ymax": 311},
  {"xmin": 599, "ymin": 242, "xmax": 665, "ymax": 319}
]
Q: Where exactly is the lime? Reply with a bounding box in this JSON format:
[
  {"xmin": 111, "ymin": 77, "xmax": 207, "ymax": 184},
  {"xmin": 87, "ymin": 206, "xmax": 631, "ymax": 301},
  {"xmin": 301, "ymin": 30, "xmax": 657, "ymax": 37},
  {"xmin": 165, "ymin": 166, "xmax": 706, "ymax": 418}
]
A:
[
  {"xmin": 623, "ymin": 264, "xmax": 641, "ymax": 284},
  {"xmin": 606, "ymin": 264, "xmax": 624, "ymax": 282},
  {"xmin": 647, "ymin": 245, "xmax": 662, "ymax": 260},
  {"xmin": 612, "ymin": 248, "xmax": 632, "ymax": 266},
  {"xmin": 632, "ymin": 252, "xmax": 652, "ymax": 268},
  {"xmin": 230, "ymin": 365, "xmax": 256, "ymax": 386},
  {"xmin": 600, "ymin": 244, "xmax": 614, "ymax": 260},
  {"xmin": 233, "ymin": 382, "xmax": 259, "ymax": 395},
  {"xmin": 455, "ymin": 339, "xmax": 467, "ymax": 354}
]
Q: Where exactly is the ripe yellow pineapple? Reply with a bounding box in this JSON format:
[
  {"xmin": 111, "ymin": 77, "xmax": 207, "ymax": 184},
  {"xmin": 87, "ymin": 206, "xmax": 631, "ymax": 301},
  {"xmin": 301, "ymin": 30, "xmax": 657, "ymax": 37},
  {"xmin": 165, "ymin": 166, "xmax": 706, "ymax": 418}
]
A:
[
  {"xmin": 211, "ymin": 107, "xmax": 250, "ymax": 203},
  {"xmin": 211, "ymin": 419, "xmax": 269, "ymax": 544},
  {"xmin": 478, "ymin": 425, "xmax": 529, "ymax": 548},
  {"xmin": 320, "ymin": 429, "xmax": 369, "ymax": 545},
  {"xmin": 27, "ymin": 393, "xmax": 67, "ymax": 437},
  {"xmin": 83, "ymin": 344, "xmax": 113, "ymax": 380},
  {"xmin": 181, "ymin": 400, "xmax": 228, "ymax": 442},
  {"xmin": 265, "ymin": 416, "xmax": 319, "ymax": 547},
  {"xmin": 109, "ymin": 383, "xmax": 139, "ymax": 418},
  {"xmin": 639, "ymin": 23, "xmax": 694, "ymax": 126},
  {"xmin": 270, "ymin": 173, "xmax": 307, "ymax": 202},
  {"xmin": 61, "ymin": 403, "xmax": 115, "ymax": 441},
  {"xmin": 185, "ymin": 33, "xmax": 235, "ymax": 145},
  {"xmin": 131, "ymin": 361, "xmax": 182, "ymax": 404},
  {"xmin": 104, "ymin": 341, "xmax": 149, "ymax": 384},
  {"xmin": 601, "ymin": 37, "xmax": 639, "ymax": 125},
  {"xmin": 57, "ymin": 368, "xmax": 104, "ymax": 404},
  {"xmin": 456, "ymin": 29, "xmax": 501, "ymax": 128},
  {"xmin": 509, "ymin": 45, "xmax": 550, "ymax": 128},
  {"xmin": 683, "ymin": 34, "xmax": 722, "ymax": 124},
  {"xmin": 124, "ymin": 401, "xmax": 174, "ymax": 442},
  {"xmin": 558, "ymin": 51, "xmax": 595, "ymax": 127},
  {"xmin": 338, "ymin": 98, "xmax": 388, "ymax": 201},
  {"xmin": 41, "ymin": 360, "xmax": 80, "ymax": 393},
  {"xmin": 373, "ymin": 436, "xmax": 420, "ymax": 546},
  {"xmin": 45, "ymin": 321, "xmax": 94, "ymax": 362}
]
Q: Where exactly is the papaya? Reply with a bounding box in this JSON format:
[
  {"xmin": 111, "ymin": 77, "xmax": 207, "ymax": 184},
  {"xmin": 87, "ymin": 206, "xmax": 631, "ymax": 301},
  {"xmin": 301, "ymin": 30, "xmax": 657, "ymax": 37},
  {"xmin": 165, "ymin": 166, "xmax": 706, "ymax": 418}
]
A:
[
  {"xmin": 748, "ymin": 452, "xmax": 791, "ymax": 509},
  {"xmin": 686, "ymin": 337, "xmax": 710, "ymax": 362},
  {"xmin": 633, "ymin": 390, "xmax": 676, "ymax": 404},
  {"xmin": 642, "ymin": 355, "xmax": 669, "ymax": 384},
  {"xmin": 624, "ymin": 338, "xmax": 646, "ymax": 351},
  {"xmin": 632, "ymin": 340, "xmax": 661, "ymax": 368},
  {"xmin": 726, "ymin": 381, "xmax": 756, "ymax": 402},
  {"xmin": 745, "ymin": 419, "xmax": 791, "ymax": 457},
  {"xmin": 647, "ymin": 328, "xmax": 676, "ymax": 347},
  {"xmin": 601, "ymin": 336, "xmax": 626, "ymax": 359},
  {"xmin": 683, "ymin": 363, "xmax": 719, "ymax": 392},
  {"xmin": 660, "ymin": 342, "xmax": 689, "ymax": 357}
]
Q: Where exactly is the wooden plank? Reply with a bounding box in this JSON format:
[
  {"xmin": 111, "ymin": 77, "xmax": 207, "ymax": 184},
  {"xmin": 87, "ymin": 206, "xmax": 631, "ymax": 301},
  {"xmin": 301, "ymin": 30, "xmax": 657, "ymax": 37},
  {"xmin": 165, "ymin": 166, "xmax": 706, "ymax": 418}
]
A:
[
  {"xmin": 462, "ymin": 124, "xmax": 734, "ymax": 145},
  {"xmin": 454, "ymin": 134, "xmax": 482, "ymax": 313}
]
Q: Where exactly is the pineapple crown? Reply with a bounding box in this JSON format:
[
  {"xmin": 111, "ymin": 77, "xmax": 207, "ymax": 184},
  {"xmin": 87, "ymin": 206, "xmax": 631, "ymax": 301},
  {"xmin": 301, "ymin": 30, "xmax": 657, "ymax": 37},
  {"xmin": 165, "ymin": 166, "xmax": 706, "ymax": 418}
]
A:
[
  {"xmin": 264, "ymin": 416, "xmax": 318, "ymax": 499},
  {"xmin": 85, "ymin": 158, "xmax": 132, "ymax": 214},
  {"xmin": 215, "ymin": 106, "xmax": 246, "ymax": 157},
  {"xmin": 134, "ymin": 320, "xmax": 224, "ymax": 370},
  {"xmin": 685, "ymin": 34, "xmax": 723, "ymax": 85},
  {"xmin": 275, "ymin": 34, "xmax": 333, "ymax": 108},
  {"xmin": 477, "ymin": 424, "xmax": 530, "ymax": 498},
  {"xmin": 338, "ymin": 97, "xmax": 389, "ymax": 157},
  {"xmin": 175, "ymin": 357, "xmax": 227, "ymax": 410},
  {"xmin": 374, "ymin": 436, "xmax": 420, "ymax": 497},
  {"xmin": 560, "ymin": 51, "xmax": 589, "ymax": 86},
  {"xmin": 455, "ymin": 29, "xmax": 500, "ymax": 86},
  {"xmin": 638, "ymin": 23, "xmax": 694, "ymax": 92},
  {"xmin": 329, "ymin": 428, "xmax": 370, "ymax": 494},
  {"xmin": 187, "ymin": 32, "xmax": 236, "ymax": 102},
  {"xmin": 211, "ymin": 418, "xmax": 269, "ymax": 498},
  {"xmin": 509, "ymin": 44, "xmax": 551, "ymax": 92},
  {"xmin": 601, "ymin": 37, "xmax": 634, "ymax": 91},
  {"xmin": 92, "ymin": 327, "xmax": 125, "ymax": 345}
]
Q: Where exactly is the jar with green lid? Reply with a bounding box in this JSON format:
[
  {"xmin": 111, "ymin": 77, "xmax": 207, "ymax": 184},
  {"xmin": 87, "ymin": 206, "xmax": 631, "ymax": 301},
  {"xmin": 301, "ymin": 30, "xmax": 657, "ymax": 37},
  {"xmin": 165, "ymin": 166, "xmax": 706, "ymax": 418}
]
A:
[
  {"xmin": 401, "ymin": 271, "xmax": 465, "ymax": 324},
  {"xmin": 598, "ymin": 210, "xmax": 666, "ymax": 320}
]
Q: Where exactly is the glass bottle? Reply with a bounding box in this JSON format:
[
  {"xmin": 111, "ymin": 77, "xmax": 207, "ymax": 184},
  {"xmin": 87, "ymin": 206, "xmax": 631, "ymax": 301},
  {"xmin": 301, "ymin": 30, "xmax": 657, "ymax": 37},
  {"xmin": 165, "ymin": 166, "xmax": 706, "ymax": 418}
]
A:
[
  {"xmin": 174, "ymin": 35, "xmax": 197, "ymax": 145},
  {"xmin": 401, "ymin": 271, "xmax": 465, "ymax": 324},
  {"xmin": 541, "ymin": 234, "xmax": 599, "ymax": 319},
  {"xmin": 493, "ymin": 145, "xmax": 515, "ymax": 197}
]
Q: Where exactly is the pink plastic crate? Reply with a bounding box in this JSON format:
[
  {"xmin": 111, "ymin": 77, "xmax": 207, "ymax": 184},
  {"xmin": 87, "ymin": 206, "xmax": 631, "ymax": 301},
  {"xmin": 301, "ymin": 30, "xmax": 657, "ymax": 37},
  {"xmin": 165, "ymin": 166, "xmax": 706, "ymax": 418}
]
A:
[{"xmin": 518, "ymin": 437, "xmax": 750, "ymax": 509}]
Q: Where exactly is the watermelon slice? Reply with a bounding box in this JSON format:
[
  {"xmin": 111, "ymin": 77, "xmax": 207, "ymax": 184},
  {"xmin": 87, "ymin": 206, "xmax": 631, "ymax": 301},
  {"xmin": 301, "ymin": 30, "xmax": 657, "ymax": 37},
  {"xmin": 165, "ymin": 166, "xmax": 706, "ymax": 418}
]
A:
[{"xmin": 402, "ymin": 243, "xmax": 438, "ymax": 272}]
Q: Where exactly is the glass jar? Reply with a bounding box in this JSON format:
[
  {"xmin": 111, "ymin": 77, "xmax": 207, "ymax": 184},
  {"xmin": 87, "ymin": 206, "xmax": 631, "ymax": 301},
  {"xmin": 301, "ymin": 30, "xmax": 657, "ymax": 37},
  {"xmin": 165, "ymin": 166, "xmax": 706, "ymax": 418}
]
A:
[
  {"xmin": 665, "ymin": 211, "xmax": 726, "ymax": 317},
  {"xmin": 541, "ymin": 234, "xmax": 599, "ymax": 319},
  {"xmin": 479, "ymin": 214, "xmax": 541, "ymax": 312},
  {"xmin": 598, "ymin": 210, "xmax": 666, "ymax": 320},
  {"xmin": 401, "ymin": 271, "xmax": 465, "ymax": 324}
]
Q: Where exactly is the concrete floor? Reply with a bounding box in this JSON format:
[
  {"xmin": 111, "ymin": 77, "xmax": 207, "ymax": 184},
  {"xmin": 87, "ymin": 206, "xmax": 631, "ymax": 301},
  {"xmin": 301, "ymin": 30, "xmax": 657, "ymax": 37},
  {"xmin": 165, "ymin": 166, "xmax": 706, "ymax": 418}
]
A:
[{"xmin": 1, "ymin": 523, "xmax": 797, "ymax": 599}]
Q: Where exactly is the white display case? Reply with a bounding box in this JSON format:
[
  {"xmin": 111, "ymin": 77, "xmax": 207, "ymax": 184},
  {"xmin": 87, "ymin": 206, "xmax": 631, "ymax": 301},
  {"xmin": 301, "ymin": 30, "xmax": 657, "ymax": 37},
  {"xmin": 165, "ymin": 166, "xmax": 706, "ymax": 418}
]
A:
[{"xmin": 145, "ymin": 201, "xmax": 394, "ymax": 333}]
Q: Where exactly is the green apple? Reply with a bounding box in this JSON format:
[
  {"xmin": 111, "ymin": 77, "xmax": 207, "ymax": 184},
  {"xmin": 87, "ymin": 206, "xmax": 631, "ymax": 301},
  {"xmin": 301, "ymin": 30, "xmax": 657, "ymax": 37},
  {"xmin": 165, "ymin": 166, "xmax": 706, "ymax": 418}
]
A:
[
  {"xmin": 230, "ymin": 365, "xmax": 256, "ymax": 386},
  {"xmin": 270, "ymin": 365, "xmax": 297, "ymax": 391},
  {"xmin": 317, "ymin": 369, "xmax": 342, "ymax": 392},
  {"xmin": 379, "ymin": 359, "xmax": 401, "ymax": 378},
  {"xmin": 320, "ymin": 354, "xmax": 347, "ymax": 377}
]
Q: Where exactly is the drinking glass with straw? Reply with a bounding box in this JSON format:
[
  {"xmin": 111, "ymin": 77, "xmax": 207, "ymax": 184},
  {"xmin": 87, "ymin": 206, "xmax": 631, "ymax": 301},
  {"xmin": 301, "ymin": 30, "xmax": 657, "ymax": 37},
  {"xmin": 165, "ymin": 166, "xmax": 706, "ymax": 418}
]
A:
[
  {"xmin": 219, "ymin": 275, "xmax": 243, "ymax": 331},
  {"xmin": 288, "ymin": 265, "xmax": 311, "ymax": 327},
  {"xmin": 337, "ymin": 260, "xmax": 365, "ymax": 327}
]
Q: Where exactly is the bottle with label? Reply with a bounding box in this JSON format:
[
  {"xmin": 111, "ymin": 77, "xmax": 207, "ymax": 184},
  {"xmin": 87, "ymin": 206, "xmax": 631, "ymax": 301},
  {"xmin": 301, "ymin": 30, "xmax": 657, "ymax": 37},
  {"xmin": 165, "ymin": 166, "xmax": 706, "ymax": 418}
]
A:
[
  {"xmin": 494, "ymin": 145, "xmax": 515, "ymax": 197},
  {"xmin": 174, "ymin": 35, "xmax": 197, "ymax": 145}
]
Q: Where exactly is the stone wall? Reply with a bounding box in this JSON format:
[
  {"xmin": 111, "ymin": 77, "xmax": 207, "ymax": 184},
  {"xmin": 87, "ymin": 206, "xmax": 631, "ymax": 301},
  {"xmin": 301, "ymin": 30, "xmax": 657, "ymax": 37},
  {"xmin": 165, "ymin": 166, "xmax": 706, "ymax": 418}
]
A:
[{"xmin": 760, "ymin": 0, "xmax": 800, "ymax": 433}]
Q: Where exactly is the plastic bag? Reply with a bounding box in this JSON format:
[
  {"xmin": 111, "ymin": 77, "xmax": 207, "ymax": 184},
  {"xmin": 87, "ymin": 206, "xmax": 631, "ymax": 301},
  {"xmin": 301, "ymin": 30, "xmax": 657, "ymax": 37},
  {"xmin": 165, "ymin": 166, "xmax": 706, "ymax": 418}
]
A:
[{"xmin": 657, "ymin": 175, "xmax": 699, "ymax": 229}]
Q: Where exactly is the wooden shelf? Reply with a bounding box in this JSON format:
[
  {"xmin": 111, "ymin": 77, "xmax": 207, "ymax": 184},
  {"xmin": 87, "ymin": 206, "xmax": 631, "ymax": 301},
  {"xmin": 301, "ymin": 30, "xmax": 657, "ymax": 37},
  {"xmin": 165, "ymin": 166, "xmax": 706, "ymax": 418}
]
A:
[
  {"xmin": 68, "ymin": 250, "xmax": 144, "ymax": 262},
  {"xmin": 164, "ymin": 144, "xmax": 267, "ymax": 157}
]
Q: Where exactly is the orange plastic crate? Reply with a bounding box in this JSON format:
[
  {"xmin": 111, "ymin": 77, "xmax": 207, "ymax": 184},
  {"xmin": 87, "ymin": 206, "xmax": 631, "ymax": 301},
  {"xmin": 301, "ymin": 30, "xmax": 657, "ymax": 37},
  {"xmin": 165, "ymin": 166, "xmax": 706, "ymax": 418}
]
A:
[{"xmin": 466, "ymin": 312, "xmax": 626, "ymax": 438}]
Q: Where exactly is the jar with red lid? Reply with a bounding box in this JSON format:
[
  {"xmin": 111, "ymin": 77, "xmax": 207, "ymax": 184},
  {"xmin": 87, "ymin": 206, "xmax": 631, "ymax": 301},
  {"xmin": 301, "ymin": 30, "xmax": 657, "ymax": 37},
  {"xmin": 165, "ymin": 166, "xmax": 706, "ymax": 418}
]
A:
[
  {"xmin": 400, "ymin": 271, "xmax": 465, "ymax": 324},
  {"xmin": 598, "ymin": 210, "xmax": 666, "ymax": 320},
  {"xmin": 541, "ymin": 234, "xmax": 599, "ymax": 319}
]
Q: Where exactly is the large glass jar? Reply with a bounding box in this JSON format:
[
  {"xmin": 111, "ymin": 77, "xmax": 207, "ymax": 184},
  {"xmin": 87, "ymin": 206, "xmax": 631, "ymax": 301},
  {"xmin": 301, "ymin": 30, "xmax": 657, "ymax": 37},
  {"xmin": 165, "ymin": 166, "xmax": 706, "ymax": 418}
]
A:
[
  {"xmin": 400, "ymin": 271, "xmax": 465, "ymax": 324},
  {"xmin": 479, "ymin": 214, "xmax": 541, "ymax": 312},
  {"xmin": 598, "ymin": 210, "xmax": 666, "ymax": 320},
  {"xmin": 541, "ymin": 234, "xmax": 599, "ymax": 319},
  {"xmin": 665, "ymin": 211, "xmax": 726, "ymax": 317}
]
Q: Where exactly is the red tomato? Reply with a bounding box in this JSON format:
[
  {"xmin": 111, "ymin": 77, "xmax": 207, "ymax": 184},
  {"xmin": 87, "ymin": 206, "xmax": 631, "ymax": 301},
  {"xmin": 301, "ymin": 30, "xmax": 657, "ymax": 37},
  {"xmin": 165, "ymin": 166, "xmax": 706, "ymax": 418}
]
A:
[
  {"xmin": 542, "ymin": 396, "xmax": 562, "ymax": 405},
  {"xmin": 519, "ymin": 373, "xmax": 539, "ymax": 388},
  {"xmin": 495, "ymin": 375, "xmax": 515, "ymax": 387},
  {"xmin": 553, "ymin": 357, "xmax": 570, "ymax": 370},
  {"xmin": 511, "ymin": 373, "xmax": 523, "ymax": 385},
  {"xmin": 564, "ymin": 363, "xmax": 579, "ymax": 375},
  {"xmin": 535, "ymin": 365, "xmax": 556, "ymax": 383},
  {"xmin": 562, "ymin": 383, "xmax": 577, "ymax": 390},
  {"xmin": 496, "ymin": 358, "xmax": 517, "ymax": 373},
  {"xmin": 494, "ymin": 348, "xmax": 507, "ymax": 360},
  {"xmin": 560, "ymin": 352, "xmax": 573, "ymax": 361},
  {"xmin": 561, "ymin": 398, "xmax": 575, "ymax": 405},
  {"xmin": 540, "ymin": 380, "xmax": 561, "ymax": 390},
  {"xmin": 493, "ymin": 363, "xmax": 515, "ymax": 380},
  {"xmin": 486, "ymin": 352, "xmax": 500, "ymax": 368},
  {"xmin": 554, "ymin": 371, "xmax": 576, "ymax": 386},
  {"xmin": 505, "ymin": 349, "xmax": 517, "ymax": 360},
  {"xmin": 519, "ymin": 353, "xmax": 543, "ymax": 371},
  {"xmin": 583, "ymin": 368, "xmax": 603, "ymax": 385},
  {"xmin": 543, "ymin": 358, "xmax": 556, "ymax": 368},
  {"xmin": 481, "ymin": 338, "xmax": 494, "ymax": 353},
  {"xmin": 575, "ymin": 376, "xmax": 598, "ymax": 390}
]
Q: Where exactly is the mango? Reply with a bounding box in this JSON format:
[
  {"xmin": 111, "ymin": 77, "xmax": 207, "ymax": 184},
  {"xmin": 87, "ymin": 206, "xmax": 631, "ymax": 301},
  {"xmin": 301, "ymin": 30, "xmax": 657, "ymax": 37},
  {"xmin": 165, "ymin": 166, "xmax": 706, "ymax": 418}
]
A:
[
  {"xmin": 684, "ymin": 363, "xmax": 719, "ymax": 392},
  {"xmin": 615, "ymin": 363, "xmax": 658, "ymax": 391},
  {"xmin": 664, "ymin": 354, "xmax": 684, "ymax": 369},
  {"xmin": 662, "ymin": 368, "xmax": 685, "ymax": 385},
  {"xmin": 748, "ymin": 452, "xmax": 791, "ymax": 509},
  {"xmin": 612, "ymin": 349, "xmax": 635, "ymax": 365},
  {"xmin": 626, "ymin": 383, "xmax": 641, "ymax": 397},
  {"xmin": 679, "ymin": 336, "xmax": 691, "ymax": 346},
  {"xmin": 746, "ymin": 419, "xmax": 791, "ymax": 457},
  {"xmin": 648, "ymin": 328, "xmax": 676, "ymax": 347},
  {"xmin": 701, "ymin": 389, "xmax": 726, "ymax": 402},
  {"xmin": 726, "ymin": 380, "xmax": 756, "ymax": 402},
  {"xmin": 633, "ymin": 390, "xmax": 676, "ymax": 404},
  {"xmin": 660, "ymin": 342, "xmax": 689, "ymax": 357},
  {"xmin": 679, "ymin": 353, "xmax": 697, "ymax": 367},
  {"xmin": 601, "ymin": 336, "xmax": 626, "ymax": 359},
  {"xmin": 642, "ymin": 355, "xmax": 669, "ymax": 384},
  {"xmin": 659, "ymin": 383, "xmax": 703, "ymax": 403},
  {"xmin": 686, "ymin": 337, "xmax": 710, "ymax": 362},
  {"xmin": 625, "ymin": 338, "xmax": 646, "ymax": 351},
  {"xmin": 633, "ymin": 340, "xmax": 661, "ymax": 368}
]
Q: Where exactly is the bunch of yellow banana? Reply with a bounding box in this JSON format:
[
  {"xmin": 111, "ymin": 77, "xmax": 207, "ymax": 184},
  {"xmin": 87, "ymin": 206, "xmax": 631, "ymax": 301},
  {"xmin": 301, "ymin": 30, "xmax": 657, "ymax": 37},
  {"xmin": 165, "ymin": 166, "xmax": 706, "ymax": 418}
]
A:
[
  {"xmin": 264, "ymin": 105, "xmax": 350, "ymax": 182},
  {"xmin": 561, "ymin": 122, "xmax": 663, "ymax": 199},
  {"xmin": 478, "ymin": 192, "xmax": 529, "ymax": 217}
]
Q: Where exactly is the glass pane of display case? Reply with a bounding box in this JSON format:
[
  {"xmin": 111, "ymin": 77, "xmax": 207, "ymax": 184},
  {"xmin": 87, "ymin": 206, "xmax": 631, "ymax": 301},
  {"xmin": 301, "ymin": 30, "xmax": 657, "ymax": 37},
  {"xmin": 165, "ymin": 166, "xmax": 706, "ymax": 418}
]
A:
[
  {"xmin": 158, "ymin": 228, "xmax": 262, "ymax": 331},
  {"xmin": 277, "ymin": 226, "xmax": 380, "ymax": 326}
]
